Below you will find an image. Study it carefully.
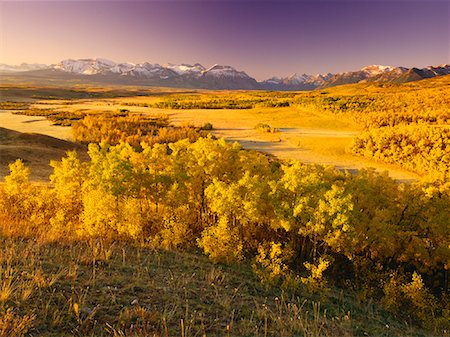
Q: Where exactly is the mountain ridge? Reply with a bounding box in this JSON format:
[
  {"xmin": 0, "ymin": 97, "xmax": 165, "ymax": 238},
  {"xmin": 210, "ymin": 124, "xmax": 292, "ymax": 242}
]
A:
[{"xmin": 1, "ymin": 58, "xmax": 449, "ymax": 90}]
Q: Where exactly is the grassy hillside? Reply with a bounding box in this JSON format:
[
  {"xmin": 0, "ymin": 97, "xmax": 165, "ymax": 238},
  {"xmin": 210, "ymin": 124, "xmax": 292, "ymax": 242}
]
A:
[
  {"xmin": 0, "ymin": 77, "xmax": 449, "ymax": 336},
  {"xmin": 1, "ymin": 137, "xmax": 448, "ymax": 336},
  {"xmin": 0, "ymin": 236, "xmax": 434, "ymax": 337},
  {"xmin": 0, "ymin": 127, "xmax": 87, "ymax": 181}
]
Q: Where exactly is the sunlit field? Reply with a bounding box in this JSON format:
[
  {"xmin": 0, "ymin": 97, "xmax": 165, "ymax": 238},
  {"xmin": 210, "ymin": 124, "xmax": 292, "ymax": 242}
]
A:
[
  {"xmin": 4, "ymin": 76, "xmax": 444, "ymax": 181},
  {"xmin": 0, "ymin": 75, "xmax": 449, "ymax": 336}
]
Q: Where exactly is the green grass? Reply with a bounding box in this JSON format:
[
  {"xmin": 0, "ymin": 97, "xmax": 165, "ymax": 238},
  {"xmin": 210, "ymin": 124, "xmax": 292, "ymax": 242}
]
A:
[{"xmin": 0, "ymin": 235, "xmax": 436, "ymax": 337}]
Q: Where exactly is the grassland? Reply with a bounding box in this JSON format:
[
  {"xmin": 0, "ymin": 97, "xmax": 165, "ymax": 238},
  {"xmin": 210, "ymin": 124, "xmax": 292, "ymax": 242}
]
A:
[
  {"xmin": 1, "ymin": 236, "xmax": 432, "ymax": 337},
  {"xmin": 0, "ymin": 77, "xmax": 449, "ymax": 336},
  {"xmin": 0, "ymin": 79, "xmax": 426, "ymax": 181},
  {"xmin": 0, "ymin": 127, "xmax": 86, "ymax": 181}
]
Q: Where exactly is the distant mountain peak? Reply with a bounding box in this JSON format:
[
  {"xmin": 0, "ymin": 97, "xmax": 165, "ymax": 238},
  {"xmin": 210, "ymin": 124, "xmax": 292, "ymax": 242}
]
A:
[
  {"xmin": 205, "ymin": 64, "xmax": 236, "ymax": 72},
  {"xmin": 203, "ymin": 64, "xmax": 253, "ymax": 80},
  {"xmin": 165, "ymin": 63, "xmax": 206, "ymax": 76},
  {"xmin": 362, "ymin": 64, "xmax": 393, "ymax": 71},
  {"xmin": 0, "ymin": 62, "xmax": 48, "ymax": 72},
  {"xmin": 288, "ymin": 73, "xmax": 309, "ymax": 82},
  {"xmin": 2, "ymin": 58, "xmax": 450, "ymax": 90}
]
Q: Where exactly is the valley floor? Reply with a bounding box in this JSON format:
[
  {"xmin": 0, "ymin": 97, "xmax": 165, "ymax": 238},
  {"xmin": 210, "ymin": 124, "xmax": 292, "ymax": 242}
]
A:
[
  {"xmin": 0, "ymin": 111, "xmax": 84, "ymax": 180},
  {"xmin": 0, "ymin": 107, "xmax": 420, "ymax": 182}
]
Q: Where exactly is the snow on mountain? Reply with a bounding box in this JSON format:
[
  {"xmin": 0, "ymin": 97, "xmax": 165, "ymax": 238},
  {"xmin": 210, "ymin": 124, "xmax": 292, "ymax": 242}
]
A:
[
  {"xmin": 323, "ymin": 65, "xmax": 401, "ymax": 87},
  {"xmin": 54, "ymin": 58, "xmax": 117, "ymax": 75},
  {"xmin": 54, "ymin": 59, "xmax": 178, "ymax": 79},
  {"xmin": 110, "ymin": 62, "xmax": 136, "ymax": 74},
  {"xmin": 199, "ymin": 64, "xmax": 259, "ymax": 89},
  {"xmin": 285, "ymin": 73, "xmax": 311, "ymax": 85},
  {"xmin": 202, "ymin": 64, "xmax": 252, "ymax": 79},
  {"xmin": 264, "ymin": 77, "xmax": 283, "ymax": 85},
  {"xmin": 50, "ymin": 59, "xmax": 258, "ymax": 89},
  {"xmin": 2, "ymin": 58, "xmax": 450, "ymax": 90},
  {"xmin": 261, "ymin": 72, "xmax": 333, "ymax": 90},
  {"xmin": 424, "ymin": 64, "xmax": 450, "ymax": 76},
  {"xmin": 128, "ymin": 63, "xmax": 176, "ymax": 79},
  {"xmin": 0, "ymin": 63, "xmax": 48, "ymax": 72},
  {"xmin": 361, "ymin": 65, "xmax": 395, "ymax": 76},
  {"xmin": 311, "ymin": 73, "xmax": 334, "ymax": 85},
  {"xmin": 166, "ymin": 63, "xmax": 205, "ymax": 76}
]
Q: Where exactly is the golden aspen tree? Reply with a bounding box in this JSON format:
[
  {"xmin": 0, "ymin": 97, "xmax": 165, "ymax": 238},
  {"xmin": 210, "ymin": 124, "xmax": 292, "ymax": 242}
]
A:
[{"xmin": 49, "ymin": 151, "xmax": 86, "ymax": 236}]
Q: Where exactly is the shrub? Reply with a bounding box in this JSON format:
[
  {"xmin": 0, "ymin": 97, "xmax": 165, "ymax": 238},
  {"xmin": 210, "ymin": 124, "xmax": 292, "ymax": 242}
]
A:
[
  {"xmin": 253, "ymin": 242, "xmax": 289, "ymax": 286},
  {"xmin": 254, "ymin": 123, "xmax": 277, "ymax": 133},
  {"xmin": 197, "ymin": 217, "xmax": 243, "ymax": 263},
  {"xmin": 301, "ymin": 256, "xmax": 332, "ymax": 293},
  {"xmin": 201, "ymin": 122, "xmax": 213, "ymax": 130}
]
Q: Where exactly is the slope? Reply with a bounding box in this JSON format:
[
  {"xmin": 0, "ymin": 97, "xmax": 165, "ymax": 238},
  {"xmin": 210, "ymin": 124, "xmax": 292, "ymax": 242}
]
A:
[{"xmin": 0, "ymin": 236, "xmax": 435, "ymax": 337}]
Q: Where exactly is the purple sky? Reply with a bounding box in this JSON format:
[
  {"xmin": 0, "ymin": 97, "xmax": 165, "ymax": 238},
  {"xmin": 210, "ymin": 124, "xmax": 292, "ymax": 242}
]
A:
[{"xmin": 0, "ymin": 0, "xmax": 449, "ymax": 80}]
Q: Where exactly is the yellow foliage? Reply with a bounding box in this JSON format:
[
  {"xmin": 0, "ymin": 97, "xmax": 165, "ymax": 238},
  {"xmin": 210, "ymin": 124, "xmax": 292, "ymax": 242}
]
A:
[
  {"xmin": 80, "ymin": 189, "xmax": 119, "ymax": 238},
  {"xmin": 351, "ymin": 124, "xmax": 450, "ymax": 177},
  {"xmin": 117, "ymin": 198, "xmax": 144, "ymax": 240},
  {"xmin": 3, "ymin": 160, "xmax": 31, "ymax": 196},
  {"xmin": 198, "ymin": 217, "xmax": 243, "ymax": 263},
  {"xmin": 0, "ymin": 136, "xmax": 448, "ymax": 332},
  {"xmin": 153, "ymin": 219, "xmax": 192, "ymax": 250},
  {"xmin": 301, "ymin": 257, "xmax": 332, "ymax": 293},
  {"xmin": 253, "ymin": 242, "xmax": 289, "ymax": 286},
  {"xmin": 383, "ymin": 272, "xmax": 439, "ymax": 329}
]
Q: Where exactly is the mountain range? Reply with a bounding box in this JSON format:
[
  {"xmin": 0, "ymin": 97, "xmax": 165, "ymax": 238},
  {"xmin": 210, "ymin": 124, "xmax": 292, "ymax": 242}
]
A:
[{"xmin": 1, "ymin": 58, "xmax": 449, "ymax": 90}]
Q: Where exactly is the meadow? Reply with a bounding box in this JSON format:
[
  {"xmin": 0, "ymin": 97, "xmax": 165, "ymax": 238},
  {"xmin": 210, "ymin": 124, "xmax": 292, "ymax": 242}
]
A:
[
  {"xmin": 0, "ymin": 76, "xmax": 449, "ymax": 336},
  {"xmin": 0, "ymin": 80, "xmax": 421, "ymax": 181}
]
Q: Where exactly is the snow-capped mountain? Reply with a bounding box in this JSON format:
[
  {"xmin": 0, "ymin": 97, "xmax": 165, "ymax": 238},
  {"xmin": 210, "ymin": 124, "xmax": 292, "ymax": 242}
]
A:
[
  {"xmin": 1, "ymin": 58, "xmax": 450, "ymax": 90},
  {"xmin": 261, "ymin": 63, "xmax": 449, "ymax": 90},
  {"xmin": 165, "ymin": 63, "xmax": 205, "ymax": 77},
  {"xmin": 109, "ymin": 62, "xmax": 137, "ymax": 74},
  {"xmin": 323, "ymin": 64, "xmax": 450, "ymax": 88},
  {"xmin": 203, "ymin": 64, "xmax": 248, "ymax": 78},
  {"xmin": 54, "ymin": 59, "xmax": 178, "ymax": 79},
  {"xmin": 361, "ymin": 65, "xmax": 395, "ymax": 76},
  {"xmin": 199, "ymin": 64, "xmax": 258, "ymax": 89},
  {"xmin": 261, "ymin": 72, "xmax": 333, "ymax": 90},
  {"xmin": 414, "ymin": 64, "xmax": 450, "ymax": 78},
  {"xmin": 323, "ymin": 65, "xmax": 404, "ymax": 87},
  {"xmin": 48, "ymin": 59, "xmax": 257, "ymax": 89},
  {"xmin": 54, "ymin": 58, "xmax": 116, "ymax": 75},
  {"xmin": 0, "ymin": 63, "xmax": 48, "ymax": 73}
]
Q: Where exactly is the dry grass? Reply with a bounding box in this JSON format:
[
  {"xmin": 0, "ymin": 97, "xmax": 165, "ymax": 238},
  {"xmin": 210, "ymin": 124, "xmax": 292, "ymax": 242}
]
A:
[
  {"xmin": 0, "ymin": 235, "xmax": 432, "ymax": 337},
  {"xmin": 1, "ymin": 84, "xmax": 422, "ymax": 182},
  {"xmin": 0, "ymin": 111, "xmax": 73, "ymax": 140},
  {"xmin": 25, "ymin": 95, "xmax": 420, "ymax": 181},
  {"xmin": 0, "ymin": 127, "xmax": 87, "ymax": 181}
]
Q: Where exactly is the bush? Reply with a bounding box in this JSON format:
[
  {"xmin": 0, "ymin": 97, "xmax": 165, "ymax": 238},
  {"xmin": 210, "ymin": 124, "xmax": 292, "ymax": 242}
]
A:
[
  {"xmin": 201, "ymin": 122, "xmax": 213, "ymax": 130},
  {"xmin": 254, "ymin": 123, "xmax": 277, "ymax": 133}
]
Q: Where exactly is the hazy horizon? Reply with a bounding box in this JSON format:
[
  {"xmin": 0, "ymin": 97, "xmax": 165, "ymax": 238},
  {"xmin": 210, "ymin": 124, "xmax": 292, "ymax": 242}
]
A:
[{"xmin": 1, "ymin": 0, "xmax": 449, "ymax": 80}]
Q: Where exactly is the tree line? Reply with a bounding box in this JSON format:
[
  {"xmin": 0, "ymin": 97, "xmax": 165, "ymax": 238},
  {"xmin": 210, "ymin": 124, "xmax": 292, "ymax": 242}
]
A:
[{"xmin": 1, "ymin": 137, "xmax": 448, "ymax": 331}]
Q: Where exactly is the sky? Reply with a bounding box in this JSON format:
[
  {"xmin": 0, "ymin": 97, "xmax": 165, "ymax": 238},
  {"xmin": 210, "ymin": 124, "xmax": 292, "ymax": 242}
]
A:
[{"xmin": 0, "ymin": 0, "xmax": 449, "ymax": 80}]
